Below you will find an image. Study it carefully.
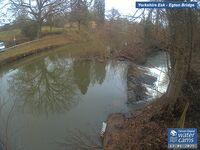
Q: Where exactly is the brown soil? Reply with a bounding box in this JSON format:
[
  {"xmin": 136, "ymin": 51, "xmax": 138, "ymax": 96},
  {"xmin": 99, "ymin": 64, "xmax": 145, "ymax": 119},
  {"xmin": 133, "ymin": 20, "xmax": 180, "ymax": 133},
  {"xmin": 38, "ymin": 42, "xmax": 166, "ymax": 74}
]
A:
[
  {"xmin": 104, "ymin": 92, "xmax": 200, "ymax": 150},
  {"xmin": 104, "ymin": 98, "xmax": 168, "ymax": 150}
]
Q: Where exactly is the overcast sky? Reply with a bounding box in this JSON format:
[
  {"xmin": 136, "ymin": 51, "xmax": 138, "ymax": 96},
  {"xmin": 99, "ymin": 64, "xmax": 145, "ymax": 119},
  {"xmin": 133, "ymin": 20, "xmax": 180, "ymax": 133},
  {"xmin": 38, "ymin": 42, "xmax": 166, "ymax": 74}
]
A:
[
  {"xmin": 106, "ymin": 0, "xmax": 136, "ymax": 15},
  {"xmin": 1, "ymin": 0, "xmax": 138, "ymax": 14}
]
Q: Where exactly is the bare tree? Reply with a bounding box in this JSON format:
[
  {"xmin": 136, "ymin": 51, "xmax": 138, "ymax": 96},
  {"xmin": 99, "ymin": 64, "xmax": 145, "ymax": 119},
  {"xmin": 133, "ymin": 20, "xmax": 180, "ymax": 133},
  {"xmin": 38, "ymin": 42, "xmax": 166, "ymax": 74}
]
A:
[
  {"xmin": 165, "ymin": 4, "xmax": 197, "ymax": 108},
  {"xmin": 9, "ymin": 0, "xmax": 70, "ymax": 38},
  {"xmin": 106, "ymin": 8, "xmax": 121, "ymax": 22}
]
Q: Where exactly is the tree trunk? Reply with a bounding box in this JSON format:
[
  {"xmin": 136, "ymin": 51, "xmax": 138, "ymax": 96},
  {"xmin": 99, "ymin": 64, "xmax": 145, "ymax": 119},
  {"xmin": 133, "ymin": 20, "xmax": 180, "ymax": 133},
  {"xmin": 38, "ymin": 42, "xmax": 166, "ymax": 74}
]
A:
[
  {"xmin": 37, "ymin": 22, "xmax": 42, "ymax": 38},
  {"xmin": 165, "ymin": 7, "xmax": 194, "ymax": 107},
  {"xmin": 37, "ymin": 15, "xmax": 43, "ymax": 38},
  {"xmin": 78, "ymin": 20, "xmax": 81, "ymax": 30},
  {"xmin": 166, "ymin": 48, "xmax": 187, "ymax": 106}
]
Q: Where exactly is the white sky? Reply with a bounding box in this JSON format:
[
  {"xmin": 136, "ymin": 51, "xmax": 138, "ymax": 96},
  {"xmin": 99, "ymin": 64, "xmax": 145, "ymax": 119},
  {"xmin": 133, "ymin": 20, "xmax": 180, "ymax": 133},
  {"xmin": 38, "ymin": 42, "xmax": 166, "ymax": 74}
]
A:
[
  {"xmin": 106, "ymin": 0, "xmax": 136, "ymax": 15},
  {"xmin": 1, "ymin": 0, "xmax": 139, "ymax": 15},
  {"xmin": 106, "ymin": 0, "xmax": 135, "ymax": 15},
  {"xmin": 0, "ymin": 0, "xmax": 141, "ymax": 24}
]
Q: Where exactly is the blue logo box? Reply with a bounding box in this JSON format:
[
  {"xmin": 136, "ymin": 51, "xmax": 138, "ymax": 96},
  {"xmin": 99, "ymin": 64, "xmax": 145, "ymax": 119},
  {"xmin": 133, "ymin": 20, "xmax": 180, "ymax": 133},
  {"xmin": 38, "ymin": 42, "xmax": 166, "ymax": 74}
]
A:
[
  {"xmin": 136, "ymin": 2, "xmax": 197, "ymax": 9},
  {"xmin": 168, "ymin": 128, "xmax": 198, "ymax": 149}
]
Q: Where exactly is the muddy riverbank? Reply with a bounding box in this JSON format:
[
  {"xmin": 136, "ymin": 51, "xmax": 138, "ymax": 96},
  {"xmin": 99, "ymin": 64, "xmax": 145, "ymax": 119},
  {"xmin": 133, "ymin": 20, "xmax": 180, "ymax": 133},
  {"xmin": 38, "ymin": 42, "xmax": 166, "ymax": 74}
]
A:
[
  {"xmin": 103, "ymin": 50, "xmax": 200, "ymax": 150},
  {"xmin": 103, "ymin": 51, "xmax": 170, "ymax": 150}
]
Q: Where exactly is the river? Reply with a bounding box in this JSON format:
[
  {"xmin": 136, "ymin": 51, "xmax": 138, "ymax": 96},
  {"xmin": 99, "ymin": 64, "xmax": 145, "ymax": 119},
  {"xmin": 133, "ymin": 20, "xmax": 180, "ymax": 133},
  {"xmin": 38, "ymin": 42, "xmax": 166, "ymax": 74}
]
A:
[{"xmin": 0, "ymin": 50, "xmax": 169, "ymax": 150}]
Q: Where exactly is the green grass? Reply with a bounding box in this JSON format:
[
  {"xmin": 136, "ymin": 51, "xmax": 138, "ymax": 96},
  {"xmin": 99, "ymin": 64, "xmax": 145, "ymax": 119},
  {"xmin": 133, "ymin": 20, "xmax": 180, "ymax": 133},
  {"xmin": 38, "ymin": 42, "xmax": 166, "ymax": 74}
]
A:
[
  {"xmin": 0, "ymin": 25, "xmax": 93, "ymax": 43},
  {"xmin": 54, "ymin": 40, "xmax": 106, "ymax": 57},
  {"xmin": 4, "ymin": 39, "xmax": 106, "ymax": 70},
  {"xmin": 42, "ymin": 26, "xmax": 64, "ymax": 33},
  {"xmin": 0, "ymin": 26, "xmax": 64, "ymax": 42},
  {"xmin": 0, "ymin": 29, "xmax": 21, "ymax": 42},
  {"xmin": 0, "ymin": 28, "xmax": 106, "ymax": 65},
  {"xmin": 0, "ymin": 34, "xmax": 71, "ymax": 64}
]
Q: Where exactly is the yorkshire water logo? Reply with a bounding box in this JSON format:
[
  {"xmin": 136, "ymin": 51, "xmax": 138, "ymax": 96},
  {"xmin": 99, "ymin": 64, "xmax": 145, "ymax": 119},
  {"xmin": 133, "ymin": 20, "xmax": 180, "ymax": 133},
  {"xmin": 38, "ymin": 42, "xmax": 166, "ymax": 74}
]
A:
[
  {"xmin": 169, "ymin": 130, "xmax": 178, "ymax": 143},
  {"xmin": 168, "ymin": 128, "xmax": 198, "ymax": 149},
  {"xmin": 170, "ymin": 130, "xmax": 177, "ymax": 137}
]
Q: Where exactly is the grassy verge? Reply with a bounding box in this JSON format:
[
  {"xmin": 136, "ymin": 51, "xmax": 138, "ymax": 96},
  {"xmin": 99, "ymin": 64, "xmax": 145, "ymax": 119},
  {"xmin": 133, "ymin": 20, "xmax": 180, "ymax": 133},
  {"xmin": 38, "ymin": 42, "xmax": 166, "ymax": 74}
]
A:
[
  {"xmin": 0, "ymin": 29, "xmax": 21, "ymax": 42},
  {"xmin": 0, "ymin": 29, "xmax": 107, "ymax": 66},
  {"xmin": 54, "ymin": 37, "xmax": 106, "ymax": 58},
  {"xmin": 2, "ymin": 39, "xmax": 107, "ymax": 71},
  {"xmin": 0, "ymin": 34, "xmax": 71, "ymax": 65},
  {"xmin": 0, "ymin": 26, "xmax": 65, "ymax": 43},
  {"xmin": 42, "ymin": 26, "xmax": 64, "ymax": 33}
]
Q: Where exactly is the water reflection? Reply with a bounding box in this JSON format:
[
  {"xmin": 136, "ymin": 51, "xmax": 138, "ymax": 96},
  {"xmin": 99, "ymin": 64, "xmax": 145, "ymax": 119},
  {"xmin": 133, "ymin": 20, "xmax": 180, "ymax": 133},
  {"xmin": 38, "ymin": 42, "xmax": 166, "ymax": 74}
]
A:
[
  {"xmin": 73, "ymin": 60, "xmax": 107, "ymax": 95},
  {"xmin": 73, "ymin": 61, "xmax": 91, "ymax": 95},
  {"xmin": 8, "ymin": 57, "xmax": 77, "ymax": 115},
  {"xmin": 91, "ymin": 62, "xmax": 106, "ymax": 85},
  {"xmin": 0, "ymin": 54, "xmax": 128, "ymax": 150},
  {"xmin": 6, "ymin": 57, "xmax": 109, "ymax": 115},
  {"xmin": 58, "ymin": 128, "xmax": 102, "ymax": 150},
  {"xmin": 0, "ymin": 97, "xmax": 4, "ymax": 150}
]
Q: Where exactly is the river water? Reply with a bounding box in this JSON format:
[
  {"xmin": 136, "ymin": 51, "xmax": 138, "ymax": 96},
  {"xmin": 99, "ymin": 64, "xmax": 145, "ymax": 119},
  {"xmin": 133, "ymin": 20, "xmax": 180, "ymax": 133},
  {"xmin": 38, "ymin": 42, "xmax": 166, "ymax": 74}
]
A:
[
  {"xmin": 144, "ymin": 51, "xmax": 169, "ymax": 100},
  {"xmin": 0, "ymin": 50, "xmax": 169, "ymax": 150}
]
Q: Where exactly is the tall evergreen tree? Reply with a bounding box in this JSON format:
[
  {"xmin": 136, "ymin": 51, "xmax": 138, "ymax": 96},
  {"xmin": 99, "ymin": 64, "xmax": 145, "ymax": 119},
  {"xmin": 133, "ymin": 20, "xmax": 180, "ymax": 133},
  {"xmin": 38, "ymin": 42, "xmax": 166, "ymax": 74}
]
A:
[
  {"xmin": 70, "ymin": 0, "xmax": 89, "ymax": 30},
  {"xmin": 94, "ymin": 0, "xmax": 105, "ymax": 24}
]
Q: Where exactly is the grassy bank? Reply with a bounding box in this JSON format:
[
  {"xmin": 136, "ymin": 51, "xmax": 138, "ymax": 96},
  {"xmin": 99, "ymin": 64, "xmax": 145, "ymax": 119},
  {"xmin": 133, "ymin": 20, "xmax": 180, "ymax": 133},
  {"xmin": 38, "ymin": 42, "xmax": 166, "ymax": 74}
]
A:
[
  {"xmin": 54, "ymin": 37, "xmax": 106, "ymax": 58},
  {"xmin": 0, "ymin": 28, "xmax": 107, "ymax": 66},
  {"xmin": 0, "ymin": 29, "xmax": 21, "ymax": 42},
  {"xmin": 0, "ymin": 26, "xmax": 65, "ymax": 44},
  {"xmin": 0, "ymin": 34, "xmax": 71, "ymax": 65}
]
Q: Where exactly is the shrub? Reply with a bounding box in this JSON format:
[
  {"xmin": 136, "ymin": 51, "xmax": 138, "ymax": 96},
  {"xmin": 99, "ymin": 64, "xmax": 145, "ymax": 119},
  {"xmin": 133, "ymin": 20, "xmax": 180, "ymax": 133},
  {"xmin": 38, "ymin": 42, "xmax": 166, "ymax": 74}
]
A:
[{"xmin": 21, "ymin": 21, "xmax": 38, "ymax": 39}]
